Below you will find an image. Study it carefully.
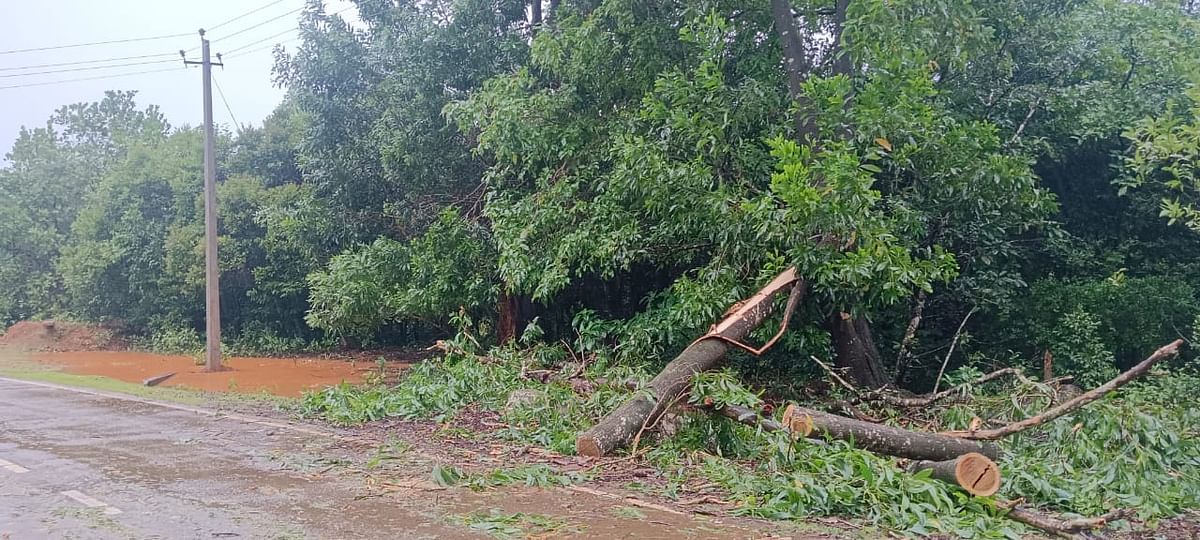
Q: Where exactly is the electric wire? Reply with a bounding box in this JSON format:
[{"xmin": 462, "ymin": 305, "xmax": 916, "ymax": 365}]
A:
[
  {"xmin": 207, "ymin": 0, "xmax": 290, "ymax": 32},
  {"xmin": 0, "ymin": 66, "xmax": 184, "ymax": 90},
  {"xmin": 0, "ymin": 33, "xmax": 193, "ymax": 56},
  {"xmin": 211, "ymin": 6, "xmax": 305, "ymax": 43},
  {"xmin": 224, "ymin": 38, "xmax": 299, "ymax": 60},
  {"xmin": 221, "ymin": 27, "xmax": 299, "ymax": 56},
  {"xmin": 0, "ymin": 52, "xmax": 178, "ymax": 72},
  {"xmin": 0, "ymin": 58, "xmax": 179, "ymax": 79},
  {"xmin": 212, "ymin": 74, "xmax": 242, "ymax": 131}
]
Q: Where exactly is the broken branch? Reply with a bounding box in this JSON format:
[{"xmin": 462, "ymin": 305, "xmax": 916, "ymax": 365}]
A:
[
  {"xmin": 999, "ymin": 499, "xmax": 1130, "ymax": 539},
  {"xmin": 576, "ymin": 268, "xmax": 804, "ymax": 457},
  {"xmin": 944, "ymin": 339, "xmax": 1184, "ymax": 440}
]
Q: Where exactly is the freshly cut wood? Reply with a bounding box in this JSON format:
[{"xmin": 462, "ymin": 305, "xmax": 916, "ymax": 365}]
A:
[
  {"xmin": 787, "ymin": 404, "xmax": 1001, "ymax": 461},
  {"xmin": 908, "ymin": 453, "xmax": 1001, "ymax": 496},
  {"xmin": 576, "ymin": 268, "xmax": 804, "ymax": 457},
  {"xmin": 944, "ymin": 339, "xmax": 1183, "ymax": 440},
  {"xmin": 712, "ymin": 402, "xmax": 998, "ymax": 461},
  {"xmin": 712, "ymin": 403, "xmax": 814, "ymax": 438}
]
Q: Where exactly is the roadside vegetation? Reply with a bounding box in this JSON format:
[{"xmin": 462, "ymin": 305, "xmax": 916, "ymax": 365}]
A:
[
  {"xmin": 4, "ymin": 0, "xmax": 1200, "ymax": 536},
  {"xmin": 300, "ymin": 328, "xmax": 1200, "ymax": 537}
]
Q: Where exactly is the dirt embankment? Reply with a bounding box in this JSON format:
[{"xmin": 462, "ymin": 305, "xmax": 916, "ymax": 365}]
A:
[{"xmin": 0, "ymin": 320, "xmax": 127, "ymax": 352}]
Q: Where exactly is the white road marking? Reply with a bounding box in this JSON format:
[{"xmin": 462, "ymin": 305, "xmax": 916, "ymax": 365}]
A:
[
  {"xmin": 0, "ymin": 458, "xmax": 29, "ymax": 473},
  {"xmin": 61, "ymin": 490, "xmax": 123, "ymax": 515}
]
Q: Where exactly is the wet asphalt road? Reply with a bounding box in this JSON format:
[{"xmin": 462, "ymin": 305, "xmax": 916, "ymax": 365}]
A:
[{"xmin": 0, "ymin": 377, "xmax": 457, "ymax": 540}]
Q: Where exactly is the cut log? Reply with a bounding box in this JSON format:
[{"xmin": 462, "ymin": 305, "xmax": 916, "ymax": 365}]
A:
[
  {"xmin": 712, "ymin": 403, "xmax": 999, "ymax": 462},
  {"xmin": 908, "ymin": 453, "xmax": 1001, "ymax": 496},
  {"xmin": 944, "ymin": 339, "xmax": 1183, "ymax": 440},
  {"xmin": 711, "ymin": 403, "xmax": 814, "ymax": 438},
  {"xmin": 575, "ymin": 268, "xmax": 804, "ymax": 457},
  {"xmin": 787, "ymin": 404, "xmax": 1001, "ymax": 461}
]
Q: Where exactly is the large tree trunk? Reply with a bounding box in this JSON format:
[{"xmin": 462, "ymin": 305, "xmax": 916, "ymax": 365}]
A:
[
  {"xmin": 576, "ymin": 268, "xmax": 804, "ymax": 457},
  {"xmin": 497, "ymin": 290, "xmax": 533, "ymax": 344},
  {"xmin": 830, "ymin": 312, "xmax": 888, "ymax": 388},
  {"xmin": 773, "ymin": 0, "xmax": 886, "ymax": 388},
  {"xmin": 530, "ymin": 0, "xmax": 542, "ymax": 33}
]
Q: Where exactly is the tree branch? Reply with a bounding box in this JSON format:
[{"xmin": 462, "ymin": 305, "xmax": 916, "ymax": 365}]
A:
[{"xmin": 944, "ymin": 340, "xmax": 1184, "ymax": 440}]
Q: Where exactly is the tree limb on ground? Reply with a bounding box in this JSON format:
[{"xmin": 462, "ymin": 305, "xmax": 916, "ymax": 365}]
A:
[
  {"xmin": 787, "ymin": 404, "xmax": 1001, "ymax": 461},
  {"xmin": 712, "ymin": 404, "xmax": 1000, "ymax": 493},
  {"xmin": 998, "ymin": 499, "xmax": 1131, "ymax": 539},
  {"xmin": 944, "ymin": 339, "xmax": 1183, "ymax": 440},
  {"xmin": 575, "ymin": 268, "xmax": 804, "ymax": 457}
]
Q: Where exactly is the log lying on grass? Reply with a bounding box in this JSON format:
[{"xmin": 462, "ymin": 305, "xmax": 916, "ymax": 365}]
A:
[
  {"xmin": 712, "ymin": 404, "xmax": 1001, "ymax": 494},
  {"xmin": 712, "ymin": 403, "xmax": 1000, "ymax": 462},
  {"xmin": 576, "ymin": 268, "xmax": 805, "ymax": 457},
  {"xmin": 908, "ymin": 453, "xmax": 1001, "ymax": 496},
  {"xmin": 786, "ymin": 404, "xmax": 1001, "ymax": 461}
]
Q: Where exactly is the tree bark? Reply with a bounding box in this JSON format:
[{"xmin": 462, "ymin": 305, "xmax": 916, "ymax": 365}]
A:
[
  {"xmin": 575, "ymin": 268, "xmax": 804, "ymax": 457},
  {"xmin": 530, "ymin": 0, "xmax": 542, "ymax": 33},
  {"xmin": 908, "ymin": 453, "xmax": 1001, "ymax": 496},
  {"xmin": 830, "ymin": 312, "xmax": 888, "ymax": 388},
  {"xmin": 712, "ymin": 403, "xmax": 999, "ymax": 461},
  {"xmin": 788, "ymin": 404, "xmax": 1001, "ymax": 461},
  {"xmin": 497, "ymin": 290, "xmax": 532, "ymax": 344}
]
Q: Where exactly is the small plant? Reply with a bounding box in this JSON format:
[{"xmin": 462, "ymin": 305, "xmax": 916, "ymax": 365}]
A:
[{"xmin": 140, "ymin": 323, "xmax": 203, "ymax": 355}]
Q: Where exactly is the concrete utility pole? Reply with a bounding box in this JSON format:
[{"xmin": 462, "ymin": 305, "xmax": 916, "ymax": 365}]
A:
[{"xmin": 183, "ymin": 31, "xmax": 224, "ymax": 372}]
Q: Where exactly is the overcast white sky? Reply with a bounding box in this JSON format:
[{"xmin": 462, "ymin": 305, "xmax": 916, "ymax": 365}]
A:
[{"xmin": 0, "ymin": 0, "xmax": 357, "ymax": 159}]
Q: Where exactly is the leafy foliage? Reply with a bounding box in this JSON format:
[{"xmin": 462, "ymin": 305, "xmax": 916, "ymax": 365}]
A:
[{"xmin": 305, "ymin": 209, "xmax": 497, "ymax": 341}]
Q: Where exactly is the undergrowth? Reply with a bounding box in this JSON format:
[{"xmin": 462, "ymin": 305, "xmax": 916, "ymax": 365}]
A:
[{"xmin": 300, "ymin": 344, "xmax": 1200, "ymax": 538}]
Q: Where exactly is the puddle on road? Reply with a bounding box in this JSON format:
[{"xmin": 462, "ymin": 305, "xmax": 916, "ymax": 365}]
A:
[{"xmin": 28, "ymin": 351, "xmax": 380, "ymax": 397}]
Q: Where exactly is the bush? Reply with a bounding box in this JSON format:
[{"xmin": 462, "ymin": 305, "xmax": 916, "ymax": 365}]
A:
[
  {"xmin": 305, "ymin": 209, "xmax": 498, "ymax": 342},
  {"xmin": 1017, "ymin": 274, "xmax": 1199, "ymax": 370},
  {"xmin": 139, "ymin": 322, "xmax": 203, "ymax": 355}
]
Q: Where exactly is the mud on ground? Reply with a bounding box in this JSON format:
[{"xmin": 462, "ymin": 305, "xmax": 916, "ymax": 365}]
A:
[{"xmin": 0, "ymin": 320, "xmax": 126, "ymax": 352}]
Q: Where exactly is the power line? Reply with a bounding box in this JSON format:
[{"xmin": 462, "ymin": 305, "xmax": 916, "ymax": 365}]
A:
[
  {"xmin": 224, "ymin": 38, "xmax": 299, "ymax": 60},
  {"xmin": 221, "ymin": 27, "xmax": 299, "ymax": 56},
  {"xmin": 208, "ymin": 0, "xmax": 290, "ymax": 32},
  {"xmin": 211, "ymin": 6, "xmax": 305, "ymax": 43},
  {"xmin": 212, "ymin": 74, "xmax": 241, "ymax": 131},
  {"xmin": 0, "ymin": 52, "xmax": 178, "ymax": 72},
  {"xmin": 0, "ymin": 66, "xmax": 184, "ymax": 91},
  {"xmin": 0, "ymin": 32, "xmax": 192, "ymax": 56},
  {"xmin": 0, "ymin": 58, "xmax": 179, "ymax": 79}
]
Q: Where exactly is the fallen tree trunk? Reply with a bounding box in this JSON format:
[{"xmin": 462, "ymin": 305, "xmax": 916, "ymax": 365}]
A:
[
  {"xmin": 788, "ymin": 404, "xmax": 1001, "ymax": 461},
  {"xmin": 944, "ymin": 339, "xmax": 1183, "ymax": 440},
  {"xmin": 908, "ymin": 453, "xmax": 1001, "ymax": 496},
  {"xmin": 711, "ymin": 404, "xmax": 1000, "ymax": 493},
  {"xmin": 713, "ymin": 403, "xmax": 1000, "ymax": 461},
  {"xmin": 576, "ymin": 268, "xmax": 804, "ymax": 457}
]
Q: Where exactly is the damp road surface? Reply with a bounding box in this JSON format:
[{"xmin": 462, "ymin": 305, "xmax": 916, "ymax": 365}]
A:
[
  {"xmin": 0, "ymin": 376, "xmax": 795, "ymax": 540},
  {"xmin": 0, "ymin": 376, "xmax": 473, "ymax": 539}
]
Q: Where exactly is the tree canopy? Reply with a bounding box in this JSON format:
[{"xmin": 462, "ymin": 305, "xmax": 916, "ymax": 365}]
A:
[{"xmin": 3, "ymin": 0, "xmax": 1199, "ymax": 383}]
